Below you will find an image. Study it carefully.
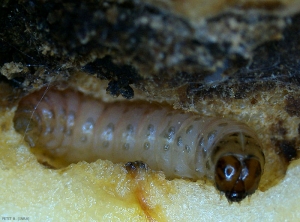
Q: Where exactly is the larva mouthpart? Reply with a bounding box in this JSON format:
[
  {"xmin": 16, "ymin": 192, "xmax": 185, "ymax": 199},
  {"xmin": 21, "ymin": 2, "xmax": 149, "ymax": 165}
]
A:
[{"xmin": 13, "ymin": 87, "xmax": 265, "ymax": 202}]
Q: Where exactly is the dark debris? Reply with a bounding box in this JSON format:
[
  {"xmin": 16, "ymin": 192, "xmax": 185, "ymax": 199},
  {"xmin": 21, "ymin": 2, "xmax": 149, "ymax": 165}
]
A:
[
  {"xmin": 82, "ymin": 56, "xmax": 140, "ymax": 99},
  {"xmin": 285, "ymin": 95, "xmax": 300, "ymax": 117},
  {"xmin": 272, "ymin": 139, "xmax": 298, "ymax": 162}
]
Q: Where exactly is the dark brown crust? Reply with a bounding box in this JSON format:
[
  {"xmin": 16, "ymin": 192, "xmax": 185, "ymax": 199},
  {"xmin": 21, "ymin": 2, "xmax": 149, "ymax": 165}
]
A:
[
  {"xmin": 238, "ymin": 1, "xmax": 284, "ymax": 10},
  {"xmin": 285, "ymin": 96, "xmax": 300, "ymax": 117},
  {"xmin": 270, "ymin": 121, "xmax": 287, "ymax": 137}
]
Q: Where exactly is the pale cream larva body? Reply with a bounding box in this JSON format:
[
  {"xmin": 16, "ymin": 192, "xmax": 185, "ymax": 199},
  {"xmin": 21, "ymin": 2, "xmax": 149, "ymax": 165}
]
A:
[{"xmin": 13, "ymin": 87, "xmax": 265, "ymax": 202}]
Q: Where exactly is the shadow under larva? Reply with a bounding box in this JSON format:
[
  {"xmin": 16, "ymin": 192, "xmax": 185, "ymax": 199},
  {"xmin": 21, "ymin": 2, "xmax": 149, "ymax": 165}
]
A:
[{"xmin": 13, "ymin": 86, "xmax": 265, "ymax": 202}]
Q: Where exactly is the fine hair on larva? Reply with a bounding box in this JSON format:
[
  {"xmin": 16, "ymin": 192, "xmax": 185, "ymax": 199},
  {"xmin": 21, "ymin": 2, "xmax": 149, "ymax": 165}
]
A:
[{"xmin": 13, "ymin": 86, "xmax": 265, "ymax": 202}]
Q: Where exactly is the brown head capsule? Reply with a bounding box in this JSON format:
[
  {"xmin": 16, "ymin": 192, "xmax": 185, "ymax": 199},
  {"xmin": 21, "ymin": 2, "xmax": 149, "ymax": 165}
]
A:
[
  {"xmin": 211, "ymin": 132, "xmax": 265, "ymax": 202},
  {"xmin": 13, "ymin": 87, "xmax": 265, "ymax": 202},
  {"xmin": 215, "ymin": 155, "xmax": 263, "ymax": 202}
]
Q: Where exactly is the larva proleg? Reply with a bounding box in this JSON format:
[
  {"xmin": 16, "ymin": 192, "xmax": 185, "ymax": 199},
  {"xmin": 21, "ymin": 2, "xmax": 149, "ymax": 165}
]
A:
[{"xmin": 13, "ymin": 87, "xmax": 265, "ymax": 202}]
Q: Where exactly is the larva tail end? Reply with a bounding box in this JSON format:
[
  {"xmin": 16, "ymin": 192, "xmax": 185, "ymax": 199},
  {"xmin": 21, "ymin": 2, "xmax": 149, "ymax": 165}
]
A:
[
  {"xmin": 214, "ymin": 155, "xmax": 262, "ymax": 203},
  {"xmin": 13, "ymin": 111, "xmax": 40, "ymax": 147}
]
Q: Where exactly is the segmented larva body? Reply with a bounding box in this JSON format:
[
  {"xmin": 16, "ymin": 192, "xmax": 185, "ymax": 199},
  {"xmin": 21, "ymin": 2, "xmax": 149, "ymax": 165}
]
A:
[{"xmin": 14, "ymin": 87, "xmax": 265, "ymax": 202}]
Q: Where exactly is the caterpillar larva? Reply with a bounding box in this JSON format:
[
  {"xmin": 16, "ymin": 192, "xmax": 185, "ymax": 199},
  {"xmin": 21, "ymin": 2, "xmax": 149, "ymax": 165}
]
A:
[{"xmin": 13, "ymin": 87, "xmax": 265, "ymax": 202}]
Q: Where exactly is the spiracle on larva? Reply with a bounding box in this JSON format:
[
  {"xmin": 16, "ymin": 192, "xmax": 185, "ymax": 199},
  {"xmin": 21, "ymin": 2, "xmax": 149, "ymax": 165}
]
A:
[{"xmin": 13, "ymin": 86, "xmax": 265, "ymax": 202}]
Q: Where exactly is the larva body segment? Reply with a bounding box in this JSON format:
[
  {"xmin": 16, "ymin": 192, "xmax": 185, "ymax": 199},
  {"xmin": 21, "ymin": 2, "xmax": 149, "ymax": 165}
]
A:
[{"xmin": 13, "ymin": 87, "xmax": 265, "ymax": 202}]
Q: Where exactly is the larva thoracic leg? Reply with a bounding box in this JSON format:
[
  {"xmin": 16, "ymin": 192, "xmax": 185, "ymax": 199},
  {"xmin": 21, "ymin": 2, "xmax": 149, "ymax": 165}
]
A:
[{"xmin": 13, "ymin": 87, "xmax": 265, "ymax": 202}]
